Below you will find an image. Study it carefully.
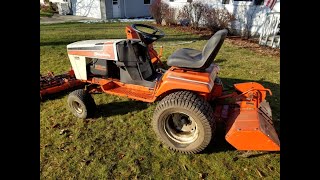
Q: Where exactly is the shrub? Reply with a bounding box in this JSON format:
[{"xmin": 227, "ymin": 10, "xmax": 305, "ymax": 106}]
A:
[
  {"xmin": 40, "ymin": 1, "xmax": 58, "ymax": 14},
  {"xmin": 203, "ymin": 5, "xmax": 236, "ymax": 33},
  {"xmin": 163, "ymin": 7, "xmax": 176, "ymax": 25},
  {"xmin": 177, "ymin": 1, "xmax": 206, "ymax": 29},
  {"xmin": 40, "ymin": 4, "xmax": 54, "ymax": 13},
  {"xmin": 149, "ymin": 0, "xmax": 170, "ymax": 24},
  {"xmin": 49, "ymin": 2, "xmax": 59, "ymax": 13}
]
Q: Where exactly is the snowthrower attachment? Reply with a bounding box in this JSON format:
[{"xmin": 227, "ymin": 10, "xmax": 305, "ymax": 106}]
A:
[{"xmin": 217, "ymin": 82, "xmax": 280, "ymax": 151}]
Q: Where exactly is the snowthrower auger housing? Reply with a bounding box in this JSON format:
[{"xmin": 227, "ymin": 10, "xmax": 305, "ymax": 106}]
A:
[{"xmin": 65, "ymin": 24, "xmax": 280, "ymax": 154}]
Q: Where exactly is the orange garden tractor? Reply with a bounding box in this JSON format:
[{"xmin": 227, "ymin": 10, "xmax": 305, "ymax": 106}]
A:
[{"xmin": 65, "ymin": 24, "xmax": 280, "ymax": 154}]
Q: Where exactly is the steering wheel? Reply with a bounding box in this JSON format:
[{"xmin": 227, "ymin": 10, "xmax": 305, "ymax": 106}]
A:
[{"xmin": 131, "ymin": 24, "xmax": 165, "ymax": 44}]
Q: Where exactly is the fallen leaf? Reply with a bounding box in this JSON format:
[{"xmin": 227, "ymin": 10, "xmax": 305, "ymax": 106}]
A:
[
  {"xmin": 52, "ymin": 123, "xmax": 60, "ymax": 129},
  {"xmin": 268, "ymin": 166, "xmax": 274, "ymax": 171},
  {"xmin": 134, "ymin": 159, "xmax": 140, "ymax": 166},
  {"xmin": 118, "ymin": 153, "xmax": 125, "ymax": 159},
  {"xmin": 233, "ymin": 157, "xmax": 239, "ymax": 161},
  {"xmin": 85, "ymin": 160, "xmax": 91, "ymax": 165},
  {"xmin": 183, "ymin": 165, "xmax": 188, "ymax": 171},
  {"xmin": 255, "ymin": 169, "xmax": 265, "ymax": 178},
  {"xmin": 44, "ymin": 144, "xmax": 52, "ymax": 148},
  {"xmin": 198, "ymin": 172, "xmax": 208, "ymax": 179},
  {"xmin": 59, "ymin": 129, "xmax": 67, "ymax": 135}
]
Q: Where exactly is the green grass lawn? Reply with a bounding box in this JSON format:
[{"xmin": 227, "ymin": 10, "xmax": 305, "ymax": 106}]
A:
[
  {"xmin": 40, "ymin": 10, "xmax": 54, "ymax": 17},
  {"xmin": 40, "ymin": 22, "xmax": 280, "ymax": 179}
]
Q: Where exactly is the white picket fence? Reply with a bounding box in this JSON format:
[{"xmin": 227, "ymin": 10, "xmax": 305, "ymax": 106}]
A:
[{"xmin": 259, "ymin": 12, "xmax": 280, "ymax": 49}]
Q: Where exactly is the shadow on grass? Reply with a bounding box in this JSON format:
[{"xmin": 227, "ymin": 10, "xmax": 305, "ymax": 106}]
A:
[
  {"xmin": 214, "ymin": 59, "xmax": 227, "ymax": 63},
  {"xmin": 94, "ymin": 100, "xmax": 148, "ymax": 117}
]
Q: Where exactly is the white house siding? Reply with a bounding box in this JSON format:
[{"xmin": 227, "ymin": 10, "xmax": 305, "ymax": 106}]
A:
[
  {"xmin": 40, "ymin": 0, "xmax": 68, "ymax": 4},
  {"xmin": 71, "ymin": 0, "xmax": 102, "ymax": 19},
  {"xmin": 122, "ymin": 0, "xmax": 154, "ymax": 18},
  {"xmin": 165, "ymin": 0, "xmax": 280, "ymax": 36},
  {"xmin": 41, "ymin": 0, "xmax": 102, "ymax": 18},
  {"xmin": 224, "ymin": 3, "xmax": 269, "ymax": 36}
]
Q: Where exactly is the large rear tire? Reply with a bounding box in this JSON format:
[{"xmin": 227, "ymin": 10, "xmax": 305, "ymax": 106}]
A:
[
  {"xmin": 152, "ymin": 91, "xmax": 216, "ymax": 154},
  {"xmin": 67, "ymin": 89, "xmax": 96, "ymax": 119}
]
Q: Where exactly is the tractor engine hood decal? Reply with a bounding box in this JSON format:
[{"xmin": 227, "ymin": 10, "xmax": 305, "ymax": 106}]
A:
[{"xmin": 67, "ymin": 39, "xmax": 124, "ymax": 61}]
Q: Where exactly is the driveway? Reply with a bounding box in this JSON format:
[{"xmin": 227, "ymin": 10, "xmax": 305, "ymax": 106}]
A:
[{"xmin": 40, "ymin": 14, "xmax": 100, "ymax": 24}]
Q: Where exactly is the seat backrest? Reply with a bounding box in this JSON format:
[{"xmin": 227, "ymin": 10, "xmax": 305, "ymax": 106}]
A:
[
  {"xmin": 200, "ymin": 29, "xmax": 228, "ymax": 69},
  {"xmin": 116, "ymin": 39, "xmax": 155, "ymax": 84}
]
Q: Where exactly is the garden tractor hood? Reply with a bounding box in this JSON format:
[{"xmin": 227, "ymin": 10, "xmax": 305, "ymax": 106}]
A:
[{"xmin": 67, "ymin": 39, "xmax": 124, "ymax": 60}]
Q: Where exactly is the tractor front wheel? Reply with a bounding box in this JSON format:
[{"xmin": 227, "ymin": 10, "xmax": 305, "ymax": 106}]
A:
[
  {"xmin": 152, "ymin": 91, "xmax": 216, "ymax": 154},
  {"xmin": 67, "ymin": 89, "xmax": 96, "ymax": 119}
]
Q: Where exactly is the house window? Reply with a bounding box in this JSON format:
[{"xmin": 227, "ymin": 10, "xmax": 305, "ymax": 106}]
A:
[
  {"xmin": 144, "ymin": 0, "xmax": 151, "ymax": 5},
  {"xmin": 254, "ymin": 0, "xmax": 264, "ymax": 5},
  {"xmin": 233, "ymin": 0, "xmax": 264, "ymax": 4},
  {"xmin": 113, "ymin": 0, "xmax": 118, "ymax": 5},
  {"xmin": 222, "ymin": 0, "xmax": 230, "ymax": 4}
]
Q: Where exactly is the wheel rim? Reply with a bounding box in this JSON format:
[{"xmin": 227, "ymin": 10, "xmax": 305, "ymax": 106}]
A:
[
  {"xmin": 72, "ymin": 101, "xmax": 83, "ymax": 114},
  {"xmin": 164, "ymin": 112, "xmax": 199, "ymax": 144}
]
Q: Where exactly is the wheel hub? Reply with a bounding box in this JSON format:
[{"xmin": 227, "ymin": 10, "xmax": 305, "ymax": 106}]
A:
[
  {"xmin": 72, "ymin": 101, "xmax": 83, "ymax": 114},
  {"xmin": 164, "ymin": 113, "xmax": 199, "ymax": 144}
]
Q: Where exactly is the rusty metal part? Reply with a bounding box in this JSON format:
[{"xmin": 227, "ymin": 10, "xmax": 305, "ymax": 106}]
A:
[{"xmin": 40, "ymin": 70, "xmax": 85, "ymax": 99}]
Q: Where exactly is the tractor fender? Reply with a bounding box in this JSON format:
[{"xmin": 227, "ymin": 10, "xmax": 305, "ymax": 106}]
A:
[{"xmin": 154, "ymin": 72, "xmax": 214, "ymax": 100}]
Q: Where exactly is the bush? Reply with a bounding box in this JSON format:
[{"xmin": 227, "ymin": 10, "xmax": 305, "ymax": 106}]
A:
[
  {"xmin": 177, "ymin": 2, "xmax": 206, "ymax": 29},
  {"xmin": 163, "ymin": 7, "xmax": 176, "ymax": 25},
  {"xmin": 149, "ymin": 0, "xmax": 170, "ymax": 24},
  {"xmin": 40, "ymin": 4, "xmax": 54, "ymax": 13},
  {"xmin": 49, "ymin": 2, "xmax": 59, "ymax": 13},
  {"xmin": 203, "ymin": 5, "xmax": 236, "ymax": 33}
]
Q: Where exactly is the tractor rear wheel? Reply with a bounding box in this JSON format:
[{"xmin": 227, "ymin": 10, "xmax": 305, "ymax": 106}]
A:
[
  {"xmin": 67, "ymin": 89, "xmax": 96, "ymax": 119},
  {"xmin": 152, "ymin": 91, "xmax": 216, "ymax": 154}
]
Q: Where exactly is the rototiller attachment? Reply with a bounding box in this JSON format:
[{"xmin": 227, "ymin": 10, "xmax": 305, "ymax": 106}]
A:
[{"xmin": 213, "ymin": 82, "xmax": 280, "ymax": 151}]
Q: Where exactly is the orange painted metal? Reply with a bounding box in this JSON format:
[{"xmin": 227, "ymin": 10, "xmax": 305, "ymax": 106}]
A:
[
  {"xmin": 224, "ymin": 82, "xmax": 280, "ymax": 151},
  {"xmin": 83, "ymin": 64, "xmax": 221, "ymax": 102},
  {"xmin": 154, "ymin": 64, "xmax": 220, "ymax": 99},
  {"xmin": 86, "ymin": 77, "xmax": 156, "ymax": 102},
  {"xmin": 233, "ymin": 82, "xmax": 272, "ymax": 102},
  {"xmin": 225, "ymin": 108, "xmax": 280, "ymax": 151},
  {"xmin": 149, "ymin": 45, "xmax": 163, "ymax": 65},
  {"xmin": 126, "ymin": 26, "xmax": 140, "ymax": 39},
  {"xmin": 40, "ymin": 70, "xmax": 85, "ymax": 99}
]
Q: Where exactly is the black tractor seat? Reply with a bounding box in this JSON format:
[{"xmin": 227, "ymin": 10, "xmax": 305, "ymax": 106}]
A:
[{"xmin": 167, "ymin": 29, "xmax": 228, "ymax": 70}]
